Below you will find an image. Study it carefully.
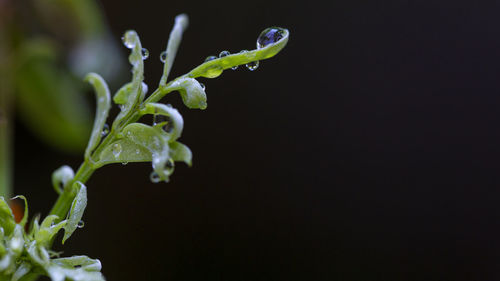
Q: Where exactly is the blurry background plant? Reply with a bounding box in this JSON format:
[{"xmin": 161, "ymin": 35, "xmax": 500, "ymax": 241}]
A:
[{"xmin": 0, "ymin": 0, "xmax": 124, "ymax": 198}]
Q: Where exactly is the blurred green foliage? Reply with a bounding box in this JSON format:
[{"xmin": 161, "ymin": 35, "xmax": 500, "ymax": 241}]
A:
[{"xmin": 0, "ymin": 0, "xmax": 124, "ymax": 153}]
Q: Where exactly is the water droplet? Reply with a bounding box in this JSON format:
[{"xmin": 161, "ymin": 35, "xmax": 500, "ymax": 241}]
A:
[
  {"xmin": 126, "ymin": 131, "xmax": 132, "ymax": 137},
  {"xmin": 150, "ymin": 171, "xmax": 161, "ymax": 183},
  {"xmin": 101, "ymin": 124, "xmax": 110, "ymax": 137},
  {"xmin": 135, "ymin": 149, "xmax": 140, "ymax": 155},
  {"xmin": 112, "ymin": 143, "xmax": 122, "ymax": 158},
  {"xmin": 141, "ymin": 48, "xmax": 149, "ymax": 60},
  {"xmin": 121, "ymin": 161, "xmax": 128, "ymax": 166},
  {"xmin": 142, "ymin": 82, "xmax": 148, "ymax": 95},
  {"xmin": 204, "ymin": 66, "xmax": 223, "ymax": 78},
  {"xmin": 204, "ymin": 55, "xmax": 217, "ymax": 62},
  {"xmin": 219, "ymin": 50, "xmax": 230, "ymax": 58},
  {"xmin": 166, "ymin": 158, "xmax": 174, "ymax": 169},
  {"xmin": 257, "ymin": 27, "xmax": 285, "ymax": 49},
  {"xmin": 77, "ymin": 220, "xmax": 85, "ymax": 228},
  {"xmin": 200, "ymin": 83, "xmax": 206, "ymax": 90},
  {"xmin": 246, "ymin": 61, "xmax": 259, "ymax": 71},
  {"xmin": 160, "ymin": 51, "xmax": 167, "ymax": 63},
  {"xmin": 231, "ymin": 65, "xmax": 239, "ymax": 70},
  {"xmin": 121, "ymin": 31, "xmax": 136, "ymax": 49}
]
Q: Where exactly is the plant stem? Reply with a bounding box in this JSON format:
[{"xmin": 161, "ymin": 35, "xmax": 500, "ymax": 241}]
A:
[{"xmin": 46, "ymin": 80, "xmax": 179, "ymax": 220}]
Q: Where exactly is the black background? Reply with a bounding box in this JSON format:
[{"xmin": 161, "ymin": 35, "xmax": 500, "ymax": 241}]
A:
[{"xmin": 14, "ymin": 0, "xmax": 500, "ymax": 280}]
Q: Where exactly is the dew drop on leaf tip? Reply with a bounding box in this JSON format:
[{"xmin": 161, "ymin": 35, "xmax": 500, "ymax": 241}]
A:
[
  {"xmin": 121, "ymin": 31, "xmax": 136, "ymax": 49},
  {"xmin": 257, "ymin": 27, "xmax": 286, "ymax": 49}
]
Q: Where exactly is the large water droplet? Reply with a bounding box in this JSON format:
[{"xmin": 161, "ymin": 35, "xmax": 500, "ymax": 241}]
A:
[
  {"xmin": 150, "ymin": 171, "xmax": 161, "ymax": 183},
  {"xmin": 246, "ymin": 61, "xmax": 259, "ymax": 71},
  {"xmin": 77, "ymin": 220, "xmax": 85, "ymax": 228},
  {"xmin": 160, "ymin": 51, "xmax": 167, "ymax": 63},
  {"xmin": 121, "ymin": 31, "xmax": 136, "ymax": 49},
  {"xmin": 257, "ymin": 27, "xmax": 285, "ymax": 49},
  {"xmin": 112, "ymin": 143, "xmax": 122, "ymax": 158},
  {"xmin": 101, "ymin": 124, "xmax": 110, "ymax": 137},
  {"xmin": 204, "ymin": 66, "xmax": 223, "ymax": 78},
  {"xmin": 204, "ymin": 55, "xmax": 217, "ymax": 62},
  {"xmin": 141, "ymin": 48, "xmax": 149, "ymax": 60}
]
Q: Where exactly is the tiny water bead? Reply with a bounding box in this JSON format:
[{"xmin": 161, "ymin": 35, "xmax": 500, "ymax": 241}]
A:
[
  {"xmin": 204, "ymin": 55, "xmax": 217, "ymax": 62},
  {"xmin": 219, "ymin": 50, "xmax": 230, "ymax": 57},
  {"xmin": 150, "ymin": 171, "xmax": 161, "ymax": 183},
  {"xmin": 77, "ymin": 220, "xmax": 85, "ymax": 229},
  {"xmin": 112, "ymin": 143, "xmax": 122, "ymax": 158},
  {"xmin": 246, "ymin": 61, "xmax": 259, "ymax": 71},
  {"xmin": 160, "ymin": 51, "xmax": 167, "ymax": 63},
  {"xmin": 141, "ymin": 48, "xmax": 149, "ymax": 60},
  {"xmin": 200, "ymin": 83, "xmax": 206, "ymax": 90},
  {"xmin": 101, "ymin": 124, "xmax": 110, "ymax": 137},
  {"xmin": 257, "ymin": 27, "xmax": 286, "ymax": 49}
]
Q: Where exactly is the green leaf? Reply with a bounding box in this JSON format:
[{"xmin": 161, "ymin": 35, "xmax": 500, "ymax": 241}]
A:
[
  {"xmin": 12, "ymin": 262, "xmax": 31, "ymax": 281},
  {"xmin": 112, "ymin": 82, "xmax": 133, "ymax": 105},
  {"xmin": 0, "ymin": 197, "xmax": 16, "ymax": 236},
  {"xmin": 51, "ymin": 165, "xmax": 75, "ymax": 195},
  {"xmin": 112, "ymin": 30, "xmax": 146, "ymax": 130},
  {"xmin": 96, "ymin": 138, "xmax": 152, "ymax": 166},
  {"xmin": 187, "ymin": 27, "xmax": 289, "ymax": 79},
  {"xmin": 160, "ymin": 14, "xmax": 189, "ymax": 85},
  {"xmin": 35, "ymin": 215, "xmax": 66, "ymax": 246},
  {"xmin": 27, "ymin": 241, "xmax": 50, "ymax": 267},
  {"xmin": 167, "ymin": 77, "xmax": 207, "ymax": 109},
  {"xmin": 95, "ymin": 122, "xmax": 184, "ymax": 182},
  {"xmin": 46, "ymin": 264, "xmax": 105, "ymax": 281},
  {"xmin": 51, "ymin": 255, "xmax": 101, "ymax": 272},
  {"xmin": 141, "ymin": 103, "xmax": 184, "ymax": 140},
  {"xmin": 170, "ymin": 141, "xmax": 192, "ymax": 166},
  {"xmin": 84, "ymin": 73, "xmax": 111, "ymax": 162},
  {"xmin": 62, "ymin": 182, "xmax": 87, "ymax": 244},
  {"xmin": 9, "ymin": 225, "xmax": 24, "ymax": 256}
]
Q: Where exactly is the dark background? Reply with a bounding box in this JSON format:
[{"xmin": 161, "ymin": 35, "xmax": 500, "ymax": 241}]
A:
[{"xmin": 14, "ymin": 0, "xmax": 500, "ymax": 280}]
